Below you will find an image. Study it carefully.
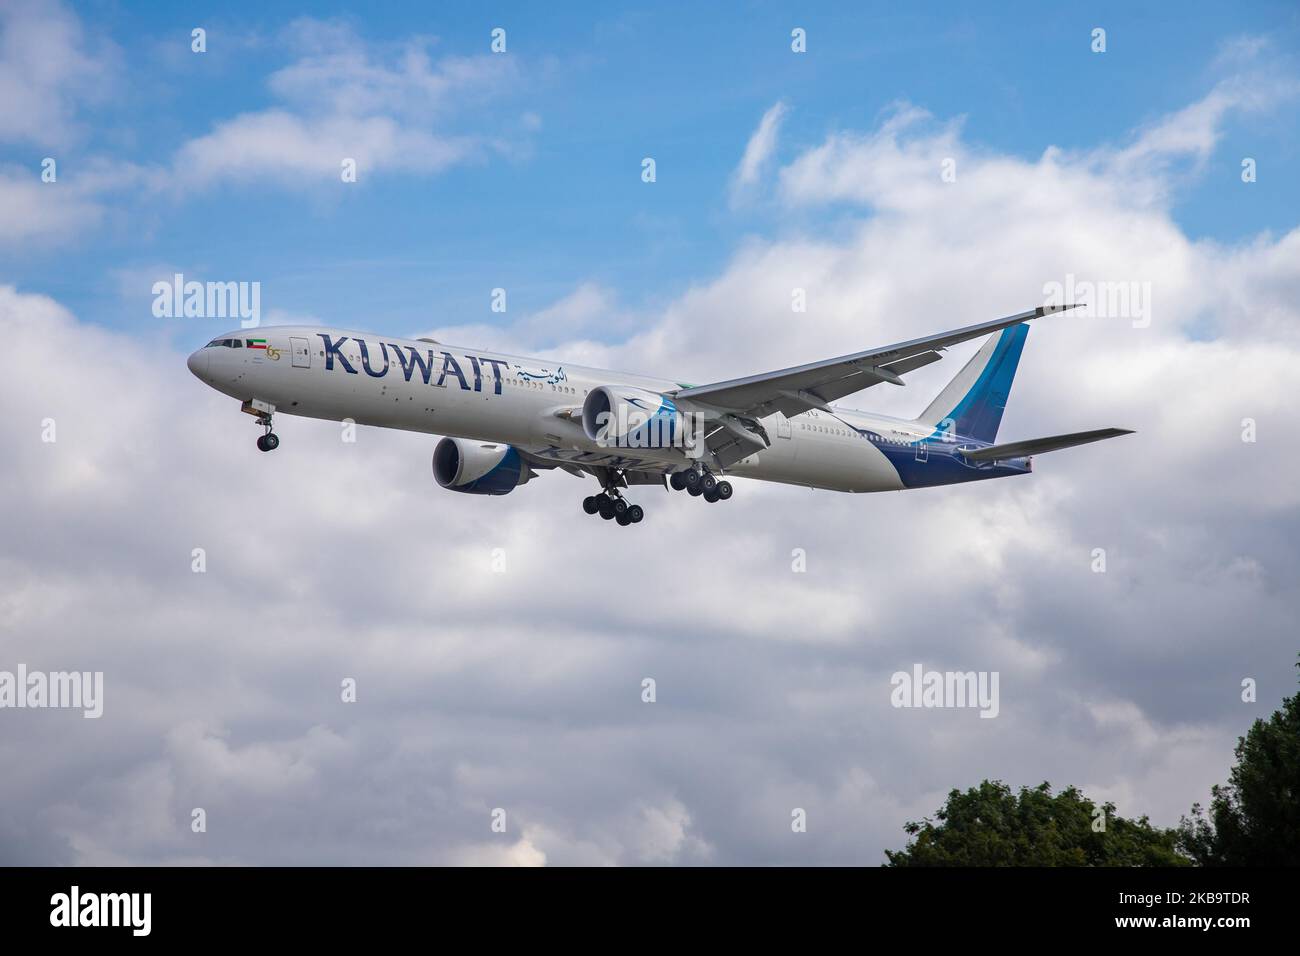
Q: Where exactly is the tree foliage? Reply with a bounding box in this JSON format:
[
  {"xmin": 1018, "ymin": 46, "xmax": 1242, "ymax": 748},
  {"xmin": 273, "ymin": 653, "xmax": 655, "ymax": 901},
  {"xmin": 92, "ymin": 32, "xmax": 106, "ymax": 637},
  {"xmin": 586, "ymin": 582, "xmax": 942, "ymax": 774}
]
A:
[
  {"xmin": 1178, "ymin": 659, "xmax": 1300, "ymax": 866},
  {"xmin": 884, "ymin": 780, "xmax": 1187, "ymax": 867}
]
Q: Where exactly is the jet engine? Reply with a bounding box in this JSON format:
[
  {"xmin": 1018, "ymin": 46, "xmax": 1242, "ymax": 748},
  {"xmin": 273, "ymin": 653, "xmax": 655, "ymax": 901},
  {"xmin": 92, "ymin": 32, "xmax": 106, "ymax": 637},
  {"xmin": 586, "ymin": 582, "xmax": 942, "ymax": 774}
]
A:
[
  {"xmin": 432, "ymin": 438, "xmax": 532, "ymax": 495},
  {"xmin": 581, "ymin": 385, "xmax": 686, "ymax": 450}
]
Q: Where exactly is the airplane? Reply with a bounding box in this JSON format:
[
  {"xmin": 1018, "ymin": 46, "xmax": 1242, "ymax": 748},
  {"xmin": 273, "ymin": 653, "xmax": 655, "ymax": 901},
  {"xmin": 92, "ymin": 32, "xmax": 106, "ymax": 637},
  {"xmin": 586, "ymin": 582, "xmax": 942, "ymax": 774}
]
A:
[{"xmin": 186, "ymin": 304, "xmax": 1133, "ymax": 526}]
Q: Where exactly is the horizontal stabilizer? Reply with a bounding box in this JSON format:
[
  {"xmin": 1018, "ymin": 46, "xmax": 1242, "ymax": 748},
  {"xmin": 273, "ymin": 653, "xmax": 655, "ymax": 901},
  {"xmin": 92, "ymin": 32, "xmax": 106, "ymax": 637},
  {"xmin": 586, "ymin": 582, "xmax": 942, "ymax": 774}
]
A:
[{"xmin": 961, "ymin": 427, "xmax": 1134, "ymax": 461}]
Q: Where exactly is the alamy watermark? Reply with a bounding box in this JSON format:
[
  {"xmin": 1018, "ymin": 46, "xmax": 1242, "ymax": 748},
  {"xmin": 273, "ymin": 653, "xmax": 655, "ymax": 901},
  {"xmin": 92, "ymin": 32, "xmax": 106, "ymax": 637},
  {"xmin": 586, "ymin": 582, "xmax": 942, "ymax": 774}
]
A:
[
  {"xmin": 50, "ymin": 886, "xmax": 150, "ymax": 936},
  {"xmin": 594, "ymin": 407, "xmax": 709, "ymax": 458},
  {"xmin": 0, "ymin": 665, "xmax": 103, "ymax": 718},
  {"xmin": 152, "ymin": 273, "xmax": 261, "ymax": 328},
  {"xmin": 1043, "ymin": 273, "xmax": 1151, "ymax": 328},
  {"xmin": 890, "ymin": 663, "xmax": 999, "ymax": 718}
]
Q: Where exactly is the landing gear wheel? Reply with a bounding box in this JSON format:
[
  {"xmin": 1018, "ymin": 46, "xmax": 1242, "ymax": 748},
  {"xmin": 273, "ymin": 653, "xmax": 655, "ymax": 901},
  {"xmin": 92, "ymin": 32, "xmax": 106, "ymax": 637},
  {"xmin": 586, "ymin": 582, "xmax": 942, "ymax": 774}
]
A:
[
  {"xmin": 701, "ymin": 473, "xmax": 717, "ymax": 492},
  {"xmin": 716, "ymin": 480, "xmax": 733, "ymax": 501},
  {"xmin": 256, "ymin": 435, "xmax": 268, "ymax": 452},
  {"xmin": 616, "ymin": 511, "xmax": 632, "ymax": 526},
  {"xmin": 263, "ymin": 432, "xmax": 279, "ymax": 451},
  {"xmin": 684, "ymin": 470, "xmax": 701, "ymax": 491},
  {"xmin": 703, "ymin": 487, "xmax": 720, "ymax": 503},
  {"xmin": 628, "ymin": 504, "xmax": 644, "ymax": 524},
  {"xmin": 688, "ymin": 484, "xmax": 703, "ymax": 497},
  {"xmin": 582, "ymin": 496, "xmax": 600, "ymax": 515},
  {"xmin": 599, "ymin": 499, "xmax": 616, "ymax": 520},
  {"xmin": 669, "ymin": 472, "xmax": 688, "ymax": 491}
]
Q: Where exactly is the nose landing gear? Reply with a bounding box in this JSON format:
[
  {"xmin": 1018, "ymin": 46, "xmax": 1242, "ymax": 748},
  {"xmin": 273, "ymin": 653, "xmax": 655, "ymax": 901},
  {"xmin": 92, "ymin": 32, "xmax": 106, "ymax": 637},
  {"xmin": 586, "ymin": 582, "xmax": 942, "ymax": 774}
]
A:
[
  {"xmin": 253, "ymin": 413, "xmax": 279, "ymax": 453},
  {"xmin": 242, "ymin": 399, "xmax": 280, "ymax": 453},
  {"xmin": 255, "ymin": 416, "xmax": 280, "ymax": 452}
]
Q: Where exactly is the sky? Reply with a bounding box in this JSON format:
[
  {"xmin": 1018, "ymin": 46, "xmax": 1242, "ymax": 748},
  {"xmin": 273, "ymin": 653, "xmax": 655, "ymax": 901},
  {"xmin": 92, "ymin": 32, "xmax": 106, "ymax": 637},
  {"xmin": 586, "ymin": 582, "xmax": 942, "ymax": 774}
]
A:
[{"xmin": 1, "ymin": 0, "xmax": 1298, "ymax": 864}]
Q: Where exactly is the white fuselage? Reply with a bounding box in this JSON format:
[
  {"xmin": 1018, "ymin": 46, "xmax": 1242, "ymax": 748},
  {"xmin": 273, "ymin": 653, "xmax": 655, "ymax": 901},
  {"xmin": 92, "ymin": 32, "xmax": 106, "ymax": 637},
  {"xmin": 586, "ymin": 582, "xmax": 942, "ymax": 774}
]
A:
[{"xmin": 188, "ymin": 326, "xmax": 1022, "ymax": 493}]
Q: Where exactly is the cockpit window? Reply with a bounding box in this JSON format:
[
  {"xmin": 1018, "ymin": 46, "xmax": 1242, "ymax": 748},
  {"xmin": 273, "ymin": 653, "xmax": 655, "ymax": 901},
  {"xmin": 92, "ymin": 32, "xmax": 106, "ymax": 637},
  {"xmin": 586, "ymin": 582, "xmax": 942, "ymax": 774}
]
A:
[{"xmin": 204, "ymin": 338, "xmax": 244, "ymax": 348}]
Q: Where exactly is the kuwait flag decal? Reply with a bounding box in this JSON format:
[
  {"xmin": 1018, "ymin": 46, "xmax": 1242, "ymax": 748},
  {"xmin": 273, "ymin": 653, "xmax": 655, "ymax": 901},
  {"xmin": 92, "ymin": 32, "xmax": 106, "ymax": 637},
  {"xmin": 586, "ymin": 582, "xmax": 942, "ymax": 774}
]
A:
[{"xmin": 247, "ymin": 339, "xmax": 267, "ymax": 350}]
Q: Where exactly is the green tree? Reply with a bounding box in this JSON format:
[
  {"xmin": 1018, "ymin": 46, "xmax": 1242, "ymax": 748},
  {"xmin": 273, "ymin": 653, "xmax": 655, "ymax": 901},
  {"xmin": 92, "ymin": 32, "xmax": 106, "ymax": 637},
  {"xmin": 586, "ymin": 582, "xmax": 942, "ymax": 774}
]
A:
[
  {"xmin": 885, "ymin": 780, "xmax": 1188, "ymax": 866},
  {"xmin": 1177, "ymin": 658, "xmax": 1300, "ymax": 866}
]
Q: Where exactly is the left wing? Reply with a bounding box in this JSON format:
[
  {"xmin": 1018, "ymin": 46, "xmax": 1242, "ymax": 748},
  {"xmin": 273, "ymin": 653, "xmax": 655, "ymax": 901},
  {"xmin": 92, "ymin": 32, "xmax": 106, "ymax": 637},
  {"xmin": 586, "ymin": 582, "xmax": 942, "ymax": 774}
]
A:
[{"xmin": 672, "ymin": 304, "xmax": 1080, "ymax": 419}]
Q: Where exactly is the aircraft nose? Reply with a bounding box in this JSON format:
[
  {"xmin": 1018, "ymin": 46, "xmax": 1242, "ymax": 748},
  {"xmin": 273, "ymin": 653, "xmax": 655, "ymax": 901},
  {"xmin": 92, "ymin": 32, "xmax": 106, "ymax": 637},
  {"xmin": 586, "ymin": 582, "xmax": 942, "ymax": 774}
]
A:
[{"xmin": 187, "ymin": 348, "xmax": 208, "ymax": 379}]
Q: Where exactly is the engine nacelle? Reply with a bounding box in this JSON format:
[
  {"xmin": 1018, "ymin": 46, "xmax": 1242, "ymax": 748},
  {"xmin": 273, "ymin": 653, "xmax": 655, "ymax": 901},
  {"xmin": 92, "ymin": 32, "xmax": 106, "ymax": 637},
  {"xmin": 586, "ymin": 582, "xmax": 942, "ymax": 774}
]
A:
[
  {"xmin": 432, "ymin": 437, "xmax": 532, "ymax": 495},
  {"xmin": 582, "ymin": 385, "xmax": 685, "ymax": 450}
]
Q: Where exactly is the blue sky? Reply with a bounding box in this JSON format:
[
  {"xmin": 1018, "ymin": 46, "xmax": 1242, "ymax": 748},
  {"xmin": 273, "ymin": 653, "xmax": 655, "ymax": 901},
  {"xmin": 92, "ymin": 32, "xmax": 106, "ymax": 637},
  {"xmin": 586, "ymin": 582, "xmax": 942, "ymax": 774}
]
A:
[
  {"xmin": 3, "ymin": 1, "xmax": 1300, "ymax": 866},
  {"xmin": 6, "ymin": 1, "xmax": 1299, "ymax": 346}
]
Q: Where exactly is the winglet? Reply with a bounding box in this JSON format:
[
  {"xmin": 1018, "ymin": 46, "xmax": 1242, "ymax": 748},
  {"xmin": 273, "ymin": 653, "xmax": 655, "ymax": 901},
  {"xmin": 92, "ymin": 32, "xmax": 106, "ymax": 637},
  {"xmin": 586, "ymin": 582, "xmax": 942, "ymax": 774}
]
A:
[{"xmin": 1037, "ymin": 302, "xmax": 1083, "ymax": 316}]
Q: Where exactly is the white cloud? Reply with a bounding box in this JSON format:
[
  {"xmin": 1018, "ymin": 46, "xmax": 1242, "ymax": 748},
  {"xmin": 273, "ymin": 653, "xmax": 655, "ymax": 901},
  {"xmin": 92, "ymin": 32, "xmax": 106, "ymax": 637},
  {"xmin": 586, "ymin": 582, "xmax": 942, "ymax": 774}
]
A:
[
  {"xmin": 779, "ymin": 61, "xmax": 1296, "ymax": 215},
  {"xmin": 506, "ymin": 282, "xmax": 624, "ymax": 347},
  {"xmin": 269, "ymin": 23, "xmax": 511, "ymax": 118},
  {"xmin": 0, "ymin": 158, "xmax": 152, "ymax": 249},
  {"xmin": 0, "ymin": 10, "xmax": 528, "ymax": 248},
  {"xmin": 0, "ymin": 164, "xmax": 103, "ymax": 244},
  {"xmin": 174, "ymin": 111, "xmax": 478, "ymax": 186},
  {"xmin": 3, "ymin": 56, "xmax": 1299, "ymax": 864},
  {"xmin": 172, "ymin": 22, "xmax": 522, "ymax": 189},
  {"xmin": 0, "ymin": 1, "xmax": 137, "ymax": 246},
  {"xmin": 447, "ymin": 836, "xmax": 547, "ymax": 867},
  {"xmin": 1096, "ymin": 72, "xmax": 1297, "ymax": 204},
  {"xmin": 0, "ymin": 0, "xmax": 120, "ymax": 148},
  {"xmin": 777, "ymin": 103, "xmax": 960, "ymax": 210},
  {"xmin": 731, "ymin": 100, "xmax": 788, "ymax": 202}
]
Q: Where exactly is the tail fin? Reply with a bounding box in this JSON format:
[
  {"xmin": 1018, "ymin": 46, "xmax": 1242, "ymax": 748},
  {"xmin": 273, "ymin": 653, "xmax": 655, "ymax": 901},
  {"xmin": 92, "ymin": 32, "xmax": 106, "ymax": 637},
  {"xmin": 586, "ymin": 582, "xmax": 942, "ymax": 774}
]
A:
[{"xmin": 915, "ymin": 324, "xmax": 1028, "ymax": 443}]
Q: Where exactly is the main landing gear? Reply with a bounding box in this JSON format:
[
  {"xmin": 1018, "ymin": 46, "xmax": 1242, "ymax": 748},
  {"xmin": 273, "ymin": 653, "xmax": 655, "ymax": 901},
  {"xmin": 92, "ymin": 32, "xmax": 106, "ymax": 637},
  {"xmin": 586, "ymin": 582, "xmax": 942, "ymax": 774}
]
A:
[
  {"xmin": 582, "ymin": 468, "xmax": 645, "ymax": 527},
  {"xmin": 669, "ymin": 467, "xmax": 732, "ymax": 504},
  {"xmin": 582, "ymin": 492, "xmax": 644, "ymax": 526}
]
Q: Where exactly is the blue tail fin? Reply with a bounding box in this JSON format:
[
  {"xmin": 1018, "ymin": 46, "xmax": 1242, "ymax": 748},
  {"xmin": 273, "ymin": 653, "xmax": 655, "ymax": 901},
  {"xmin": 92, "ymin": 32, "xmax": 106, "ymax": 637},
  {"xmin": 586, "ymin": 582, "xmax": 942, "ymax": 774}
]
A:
[{"xmin": 915, "ymin": 324, "xmax": 1028, "ymax": 443}]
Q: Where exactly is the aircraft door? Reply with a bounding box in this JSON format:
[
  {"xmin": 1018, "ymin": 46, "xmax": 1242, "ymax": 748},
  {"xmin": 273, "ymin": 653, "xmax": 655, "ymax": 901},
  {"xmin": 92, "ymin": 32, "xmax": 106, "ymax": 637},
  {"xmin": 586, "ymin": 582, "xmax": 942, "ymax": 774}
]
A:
[
  {"xmin": 290, "ymin": 337, "xmax": 310, "ymax": 368},
  {"xmin": 776, "ymin": 412, "xmax": 791, "ymax": 439}
]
